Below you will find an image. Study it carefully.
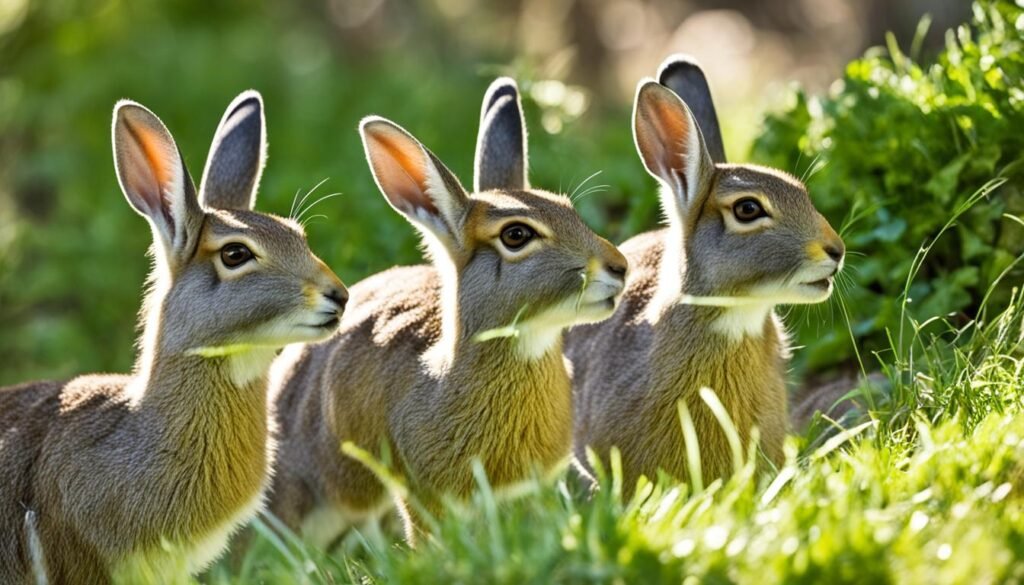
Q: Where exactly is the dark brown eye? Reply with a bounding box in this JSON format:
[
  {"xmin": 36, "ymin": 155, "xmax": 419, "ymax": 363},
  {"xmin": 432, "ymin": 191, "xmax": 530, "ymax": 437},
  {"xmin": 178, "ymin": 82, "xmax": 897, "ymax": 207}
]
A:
[
  {"xmin": 220, "ymin": 243, "xmax": 254, "ymax": 268},
  {"xmin": 733, "ymin": 198, "xmax": 768, "ymax": 223},
  {"xmin": 499, "ymin": 223, "xmax": 535, "ymax": 250}
]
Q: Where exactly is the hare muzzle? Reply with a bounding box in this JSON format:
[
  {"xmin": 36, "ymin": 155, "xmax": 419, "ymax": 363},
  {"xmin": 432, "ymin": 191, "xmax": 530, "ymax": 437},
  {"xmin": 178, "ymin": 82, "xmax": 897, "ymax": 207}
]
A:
[
  {"xmin": 580, "ymin": 246, "xmax": 628, "ymax": 315},
  {"xmin": 307, "ymin": 268, "xmax": 348, "ymax": 330},
  {"xmin": 784, "ymin": 218, "xmax": 845, "ymax": 303}
]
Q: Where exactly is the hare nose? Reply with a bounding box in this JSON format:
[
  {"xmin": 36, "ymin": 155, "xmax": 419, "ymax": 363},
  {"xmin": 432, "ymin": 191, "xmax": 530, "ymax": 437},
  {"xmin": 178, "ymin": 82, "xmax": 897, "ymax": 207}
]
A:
[
  {"xmin": 606, "ymin": 261, "xmax": 627, "ymax": 280},
  {"xmin": 325, "ymin": 287, "xmax": 348, "ymax": 312},
  {"xmin": 824, "ymin": 243, "xmax": 845, "ymax": 263}
]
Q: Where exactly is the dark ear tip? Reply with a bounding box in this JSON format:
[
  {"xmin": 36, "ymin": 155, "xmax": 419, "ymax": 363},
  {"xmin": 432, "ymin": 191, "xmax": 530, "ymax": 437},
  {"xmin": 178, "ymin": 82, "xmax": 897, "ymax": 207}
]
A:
[
  {"xmin": 486, "ymin": 94, "xmax": 518, "ymax": 118},
  {"xmin": 657, "ymin": 54, "xmax": 707, "ymax": 85},
  {"xmin": 483, "ymin": 77, "xmax": 520, "ymax": 114},
  {"xmin": 225, "ymin": 90, "xmax": 264, "ymax": 121}
]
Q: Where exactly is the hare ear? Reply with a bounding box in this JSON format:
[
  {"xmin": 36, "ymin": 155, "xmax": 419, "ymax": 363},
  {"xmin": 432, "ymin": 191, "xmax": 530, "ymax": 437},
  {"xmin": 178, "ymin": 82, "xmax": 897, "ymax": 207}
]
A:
[
  {"xmin": 474, "ymin": 77, "xmax": 528, "ymax": 193},
  {"xmin": 657, "ymin": 55, "xmax": 726, "ymax": 164},
  {"xmin": 112, "ymin": 100, "xmax": 202, "ymax": 264},
  {"xmin": 200, "ymin": 90, "xmax": 266, "ymax": 211},
  {"xmin": 360, "ymin": 116, "xmax": 470, "ymax": 247},
  {"xmin": 633, "ymin": 80, "xmax": 714, "ymax": 215}
]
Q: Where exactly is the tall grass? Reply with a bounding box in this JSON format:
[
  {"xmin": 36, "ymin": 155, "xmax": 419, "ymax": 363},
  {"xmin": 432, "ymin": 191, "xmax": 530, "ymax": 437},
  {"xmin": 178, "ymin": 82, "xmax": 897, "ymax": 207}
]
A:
[
  {"xmin": 202, "ymin": 278, "xmax": 1024, "ymax": 584},
  {"xmin": 215, "ymin": 405, "xmax": 1024, "ymax": 584},
  {"xmin": 195, "ymin": 180, "xmax": 1024, "ymax": 583}
]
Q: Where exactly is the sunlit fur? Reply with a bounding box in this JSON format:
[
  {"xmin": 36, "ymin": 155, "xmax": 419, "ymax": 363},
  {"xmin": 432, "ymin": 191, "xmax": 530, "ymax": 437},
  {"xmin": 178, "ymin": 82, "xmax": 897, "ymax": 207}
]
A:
[
  {"xmin": 0, "ymin": 93, "xmax": 345, "ymax": 584},
  {"xmin": 267, "ymin": 85, "xmax": 626, "ymax": 546},
  {"xmin": 567, "ymin": 76, "xmax": 844, "ymax": 489}
]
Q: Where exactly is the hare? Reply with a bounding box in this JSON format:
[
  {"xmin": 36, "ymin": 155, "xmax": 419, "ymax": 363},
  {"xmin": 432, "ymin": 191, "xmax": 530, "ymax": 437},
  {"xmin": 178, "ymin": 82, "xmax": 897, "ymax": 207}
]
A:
[
  {"xmin": 567, "ymin": 56, "xmax": 845, "ymax": 489},
  {"xmin": 267, "ymin": 78, "xmax": 628, "ymax": 546},
  {"xmin": 0, "ymin": 91, "xmax": 347, "ymax": 584}
]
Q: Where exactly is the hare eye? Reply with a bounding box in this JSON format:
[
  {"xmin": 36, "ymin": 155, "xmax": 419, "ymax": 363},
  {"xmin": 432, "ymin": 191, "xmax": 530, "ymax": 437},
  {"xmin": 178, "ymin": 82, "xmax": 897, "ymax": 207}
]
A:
[
  {"xmin": 220, "ymin": 243, "xmax": 254, "ymax": 268},
  {"xmin": 733, "ymin": 198, "xmax": 768, "ymax": 223},
  {"xmin": 499, "ymin": 223, "xmax": 535, "ymax": 250}
]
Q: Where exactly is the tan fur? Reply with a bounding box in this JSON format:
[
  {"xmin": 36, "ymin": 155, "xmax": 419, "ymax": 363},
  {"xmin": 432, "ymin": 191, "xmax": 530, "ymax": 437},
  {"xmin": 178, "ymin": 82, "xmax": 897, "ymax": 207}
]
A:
[
  {"xmin": 268, "ymin": 101, "xmax": 627, "ymax": 544},
  {"xmin": 0, "ymin": 93, "xmax": 346, "ymax": 583},
  {"xmin": 568, "ymin": 79, "xmax": 844, "ymax": 489}
]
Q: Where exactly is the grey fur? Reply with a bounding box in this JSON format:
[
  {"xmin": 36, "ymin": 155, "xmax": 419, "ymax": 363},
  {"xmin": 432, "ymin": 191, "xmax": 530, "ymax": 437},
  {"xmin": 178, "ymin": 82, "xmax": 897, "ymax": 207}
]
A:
[
  {"xmin": 474, "ymin": 77, "xmax": 528, "ymax": 192},
  {"xmin": 0, "ymin": 94, "xmax": 345, "ymax": 584},
  {"xmin": 200, "ymin": 90, "xmax": 266, "ymax": 211},
  {"xmin": 265, "ymin": 111, "xmax": 627, "ymax": 547},
  {"xmin": 567, "ymin": 79, "xmax": 845, "ymax": 489},
  {"xmin": 657, "ymin": 54, "xmax": 727, "ymax": 164}
]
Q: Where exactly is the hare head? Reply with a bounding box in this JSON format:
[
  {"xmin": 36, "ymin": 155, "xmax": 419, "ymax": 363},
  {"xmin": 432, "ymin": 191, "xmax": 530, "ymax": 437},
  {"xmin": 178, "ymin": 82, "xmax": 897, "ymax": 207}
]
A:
[
  {"xmin": 113, "ymin": 91, "xmax": 347, "ymax": 363},
  {"xmin": 359, "ymin": 81, "xmax": 627, "ymax": 359},
  {"xmin": 633, "ymin": 77, "xmax": 843, "ymax": 336}
]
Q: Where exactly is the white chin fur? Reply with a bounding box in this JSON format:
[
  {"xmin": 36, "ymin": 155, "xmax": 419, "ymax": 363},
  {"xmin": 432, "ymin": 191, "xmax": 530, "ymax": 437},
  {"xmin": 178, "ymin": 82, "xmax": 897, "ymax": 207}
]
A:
[
  {"xmin": 791, "ymin": 281, "xmax": 834, "ymax": 303},
  {"xmin": 710, "ymin": 279, "xmax": 833, "ymax": 341},
  {"xmin": 186, "ymin": 310, "xmax": 339, "ymax": 386},
  {"xmin": 514, "ymin": 283, "xmax": 622, "ymax": 360}
]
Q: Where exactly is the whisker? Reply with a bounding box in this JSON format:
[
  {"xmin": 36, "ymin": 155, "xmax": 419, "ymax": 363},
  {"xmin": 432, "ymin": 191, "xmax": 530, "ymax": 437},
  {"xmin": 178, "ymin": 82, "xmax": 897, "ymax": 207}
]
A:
[
  {"xmin": 295, "ymin": 192, "xmax": 344, "ymax": 224},
  {"xmin": 807, "ymin": 162, "xmax": 827, "ymax": 182},
  {"xmin": 573, "ymin": 183, "xmax": 610, "ymax": 203},
  {"xmin": 802, "ymin": 152, "xmax": 826, "ymax": 183},
  {"xmin": 561, "ymin": 169, "xmax": 577, "ymax": 199},
  {"xmin": 569, "ymin": 170, "xmax": 603, "ymax": 202},
  {"xmin": 288, "ymin": 187, "xmax": 303, "ymax": 219},
  {"xmin": 300, "ymin": 213, "xmax": 329, "ymax": 229},
  {"xmin": 291, "ymin": 178, "xmax": 330, "ymax": 221}
]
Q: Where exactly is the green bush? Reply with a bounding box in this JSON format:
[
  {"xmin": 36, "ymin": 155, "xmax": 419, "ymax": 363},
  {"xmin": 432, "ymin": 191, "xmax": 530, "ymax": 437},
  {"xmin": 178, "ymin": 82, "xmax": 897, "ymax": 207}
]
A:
[{"xmin": 752, "ymin": 0, "xmax": 1024, "ymax": 372}]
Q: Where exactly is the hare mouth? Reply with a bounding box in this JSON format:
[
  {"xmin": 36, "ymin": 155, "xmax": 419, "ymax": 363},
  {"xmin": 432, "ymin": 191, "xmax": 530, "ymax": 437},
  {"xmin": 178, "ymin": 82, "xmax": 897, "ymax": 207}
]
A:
[
  {"xmin": 311, "ymin": 315, "xmax": 340, "ymax": 329},
  {"xmin": 585, "ymin": 296, "xmax": 618, "ymax": 310},
  {"xmin": 802, "ymin": 278, "xmax": 832, "ymax": 291}
]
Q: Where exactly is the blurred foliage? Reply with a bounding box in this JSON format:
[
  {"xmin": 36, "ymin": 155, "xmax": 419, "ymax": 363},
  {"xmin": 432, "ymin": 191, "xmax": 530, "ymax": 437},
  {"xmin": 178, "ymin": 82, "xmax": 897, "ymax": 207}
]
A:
[
  {"xmin": 1, "ymin": 0, "xmax": 1019, "ymax": 388},
  {"xmin": 752, "ymin": 0, "xmax": 1024, "ymax": 372},
  {"xmin": 0, "ymin": 0, "xmax": 651, "ymax": 385}
]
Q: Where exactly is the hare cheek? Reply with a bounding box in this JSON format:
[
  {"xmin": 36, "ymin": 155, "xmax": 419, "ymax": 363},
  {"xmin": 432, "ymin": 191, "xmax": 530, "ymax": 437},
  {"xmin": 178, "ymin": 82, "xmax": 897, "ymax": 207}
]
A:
[
  {"xmin": 721, "ymin": 211, "xmax": 773, "ymax": 234},
  {"xmin": 213, "ymin": 260, "xmax": 260, "ymax": 281}
]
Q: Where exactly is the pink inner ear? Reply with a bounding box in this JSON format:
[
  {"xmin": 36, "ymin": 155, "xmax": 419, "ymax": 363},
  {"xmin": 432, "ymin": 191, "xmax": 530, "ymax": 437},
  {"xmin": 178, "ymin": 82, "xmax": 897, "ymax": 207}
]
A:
[
  {"xmin": 636, "ymin": 89, "xmax": 691, "ymax": 195},
  {"xmin": 365, "ymin": 130, "xmax": 438, "ymax": 215},
  {"xmin": 119, "ymin": 117, "xmax": 176, "ymax": 229}
]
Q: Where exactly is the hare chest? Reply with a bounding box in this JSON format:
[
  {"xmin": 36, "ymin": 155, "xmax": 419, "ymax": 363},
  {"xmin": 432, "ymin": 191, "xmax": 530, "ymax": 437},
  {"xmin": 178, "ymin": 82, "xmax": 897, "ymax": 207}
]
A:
[
  {"xmin": 180, "ymin": 486, "xmax": 267, "ymax": 571},
  {"xmin": 300, "ymin": 496, "xmax": 394, "ymax": 550},
  {"xmin": 111, "ymin": 484, "xmax": 268, "ymax": 580}
]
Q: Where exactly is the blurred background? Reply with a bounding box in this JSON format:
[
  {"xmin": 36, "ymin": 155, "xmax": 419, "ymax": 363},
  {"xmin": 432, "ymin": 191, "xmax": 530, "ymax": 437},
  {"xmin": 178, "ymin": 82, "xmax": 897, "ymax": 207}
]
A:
[{"xmin": 2, "ymin": 0, "xmax": 1010, "ymax": 387}]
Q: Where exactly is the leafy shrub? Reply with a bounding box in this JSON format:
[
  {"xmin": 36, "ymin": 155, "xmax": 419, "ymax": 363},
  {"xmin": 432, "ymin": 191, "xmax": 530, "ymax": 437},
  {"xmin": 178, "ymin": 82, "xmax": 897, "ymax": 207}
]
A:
[
  {"xmin": 220, "ymin": 402, "xmax": 1024, "ymax": 584},
  {"xmin": 751, "ymin": 0, "xmax": 1024, "ymax": 372}
]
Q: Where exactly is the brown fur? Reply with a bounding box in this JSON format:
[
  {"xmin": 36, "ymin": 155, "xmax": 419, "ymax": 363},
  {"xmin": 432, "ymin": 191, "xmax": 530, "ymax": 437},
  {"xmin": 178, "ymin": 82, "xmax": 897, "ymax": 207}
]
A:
[
  {"xmin": 267, "ymin": 108, "xmax": 626, "ymax": 544},
  {"xmin": 567, "ymin": 79, "xmax": 844, "ymax": 489},
  {"xmin": 0, "ymin": 93, "xmax": 346, "ymax": 583}
]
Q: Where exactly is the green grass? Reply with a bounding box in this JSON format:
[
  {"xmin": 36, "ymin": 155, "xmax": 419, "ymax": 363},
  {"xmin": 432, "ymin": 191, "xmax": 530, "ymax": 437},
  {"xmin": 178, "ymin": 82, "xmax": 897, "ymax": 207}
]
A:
[
  {"xmin": 5, "ymin": 2, "xmax": 1023, "ymax": 582},
  {"xmin": 193, "ymin": 276, "xmax": 1024, "ymax": 584},
  {"xmin": 200, "ymin": 165, "xmax": 1024, "ymax": 582}
]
